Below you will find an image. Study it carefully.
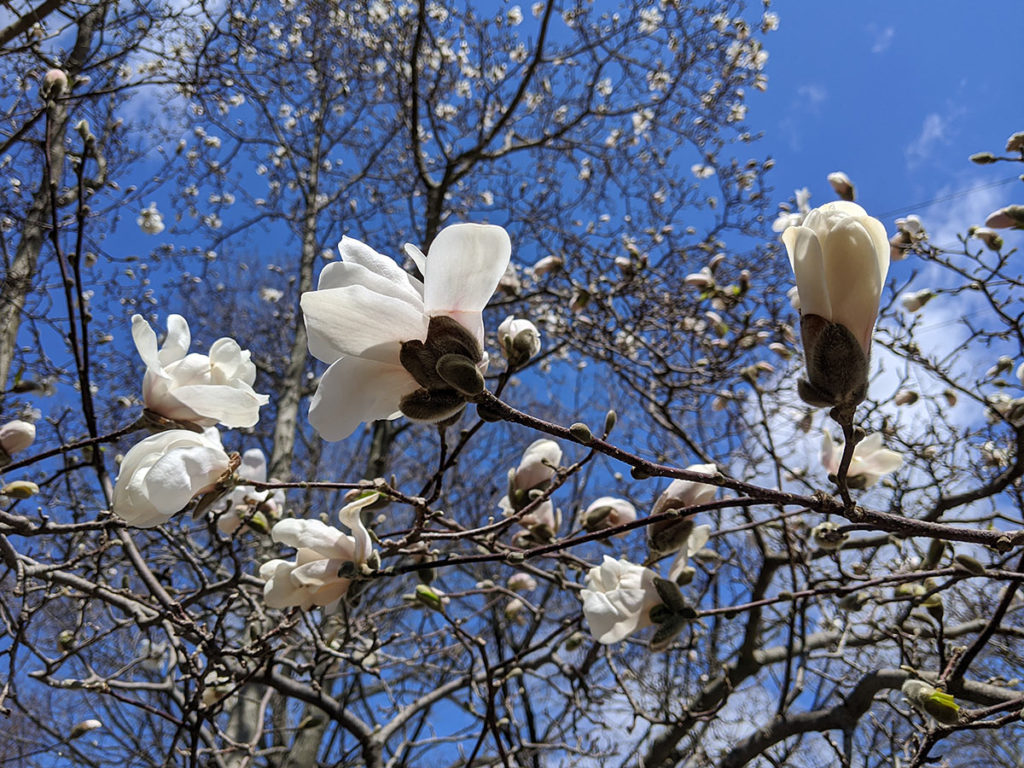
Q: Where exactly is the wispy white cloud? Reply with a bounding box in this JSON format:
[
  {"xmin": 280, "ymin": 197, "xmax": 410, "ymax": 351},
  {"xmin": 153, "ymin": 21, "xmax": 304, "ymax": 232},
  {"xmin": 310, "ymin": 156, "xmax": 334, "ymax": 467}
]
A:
[
  {"xmin": 870, "ymin": 26, "xmax": 895, "ymax": 54},
  {"xmin": 905, "ymin": 113, "xmax": 949, "ymax": 167}
]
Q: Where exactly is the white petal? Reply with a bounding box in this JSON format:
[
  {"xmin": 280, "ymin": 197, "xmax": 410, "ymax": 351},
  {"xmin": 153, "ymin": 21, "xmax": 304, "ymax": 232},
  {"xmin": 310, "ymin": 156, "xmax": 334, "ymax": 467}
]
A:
[
  {"xmin": 301, "ymin": 284, "xmax": 428, "ymax": 365},
  {"xmin": 131, "ymin": 315, "xmax": 162, "ymax": 371},
  {"xmin": 239, "ymin": 449, "xmax": 268, "ymax": 482},
  {"xmin": 782, "ymin": 226, "xmax": 831, "ymax": 320},
  {"xmin": 403, "ymin": 242, "xmax": 427, "ymax": 276},
  {"xmin": 422, "ymin": 224, "xmax": 512, "ymax": 341},
  {"xmin": 338, "ymin": 236, "xmax": 422, "ymax": 296},
  {"xmin": 272, "ymin": 518, "xmax": 355, "ymax": 560},
  {"xmin": 168, "ymin": 384, "xmax": 268, "ymax": 428},
  {"xmin": 160, "ymin": 315, "xmax": 192, "ymax": 365},
  {"xmin": 308, "ymin": 357, "xmax": 417, "ymax": 441},
  {"xmin": 822, "ymin": 218, "xmax": 884, "ymax": 352},
  {"xmin": 316, "ymin": 260, "xmax": 423, "ymax": 308}
]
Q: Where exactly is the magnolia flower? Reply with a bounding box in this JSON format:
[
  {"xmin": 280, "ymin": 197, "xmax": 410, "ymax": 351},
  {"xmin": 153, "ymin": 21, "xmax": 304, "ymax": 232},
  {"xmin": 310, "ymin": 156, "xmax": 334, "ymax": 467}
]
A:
[
  {"xmin": 0, "ymin": 419, "xmax": 36, "ymax": 456},
  {"xmin": 259, "ymin": 494, "xmax": 378, "ymax": 611},
  {"xmin": 890, "ymin": 215, "xmax": 927, "ymax": 261},
  {"xmin": 821, "ymin": 431, "xmax": 903, "ymax": 489},
  {"xmin": 581, "ymin": 496, "xmax": 637, "ymax": 533},
  {"xmin": 137, "ymin": 203, "xmax": 165, "ymax": 235},
  {"xmin": 970, "ymin": 227, "xmax": 1003, "ymax": 251},
  {"xmin": 827, "ymin": 171, "xmax": 855, "ymax": 201},
  {"xmin": 112, "ymin": 429, "xmax": 231, "ymax": 527},
  {"xmin": 985, "ymin": 205, "xmax": 1024, "ymax": 229},
  {"xmin": 509, "ymin": 439, "xmax": 562, "ymax": 492},
  {"xmin": 41, "ymin": 68, "xmax": 68, "ymax": 100},
  {"xmin": 900, "ymin": 289, "xmax": 934, "ymax": 312},
  {"xmin": 497, "ymin": 315, "xmax": 541, "ymax": 368},
  {"xmin": 771, "ymin": 188, "xmax": 812, "ymax": 233},
  {"xmin": 301, "ymin": 224, "xmax": 511, "ymax": 440},
  {"xmin": 782, "ymin": 201, "xmax": 889, "ymax": 409},
  {"xmin": 531, "ymin": 255, "xmax": 563, "ymax": 277},
  {"xmin": 507, "ymin": 572, "xmax": 538, "ymax": 592},
  {"xmin": 132, "ymin": 314, "xmax": 268, "ymax": 428},
  {"xmin": 216, "ymin": 448, "xmax": 285, "ymax": 534},
  {"xmin": 667, "ymin": 524, "xmax": 711, "ymax": 584},
  {"xmin": 581, "ymin": 556, "xmax": 661, "ymax": 644},
  {"xmin": 647, "ymin": 465, "xmax": 718, "ymax": 556}
]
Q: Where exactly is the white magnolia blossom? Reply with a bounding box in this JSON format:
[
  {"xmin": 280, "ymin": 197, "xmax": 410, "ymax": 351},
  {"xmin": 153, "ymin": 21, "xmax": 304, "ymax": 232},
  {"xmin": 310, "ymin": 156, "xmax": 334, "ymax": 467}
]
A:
[
  {"xmin": 300, "ymin": 224, "xmax": 512, "ymax": 440},
  {"xmin": 900, "ymin": 289, "xmax": 934, "ymax": 312},
  {"xmin": 771, "ymin": 187, "xmax": 812, "ymax": 233},
  {"xmin": 137, "ymin": 203, "xmax": 165, "ymax": 235},
  {"xmin": 581, "ymin": 556, "xmax": 661, "ymax": 644},
  {"xmin": 581, "ymin": 496, "xmax": 637, "ymax": 533},
  {"xmin": 667, "ymin": 524, "xmax": 712, "ymax": 584},
  {"xmin": 497, "ymin": 315, "xmax": 541, "ymax": 367},
  {"xmin": 132, "ymin": 314, "xmax": 269, "ymax": 428},
  {"xmin": 827, "ymin": 171, "xmax": 855, "ymax": 201},
  {"xmin": 259, "ymin": 494, "xmax": 378, "ymax": 611},
  {"xmin": 507, "ymin": 572, "xmax": 537, "ymax": 592},
  {"xmin": 510, "ymin": 439, "xmax": 562, "ymax": 491},
  {"xmin": 783, "ymin": 201, "xmax": 889, "ymax": 355},
  {"xmin": 216, "ymin": 448, "xmax": 284, "ymax": 534},
  {"xmin": 112, "ymin": 428, "xmax": 231, "ymax": 528},
  {"xmin": 647, "ymin": 465, "xmax": 718, "ymax": 555},
  {"xmin": 821, "ymin": 431, "xmax": 903, "ymax": 489},
  {"xmin": 0, "ymin": 419, "xmax": 36, "ymax": 456}
]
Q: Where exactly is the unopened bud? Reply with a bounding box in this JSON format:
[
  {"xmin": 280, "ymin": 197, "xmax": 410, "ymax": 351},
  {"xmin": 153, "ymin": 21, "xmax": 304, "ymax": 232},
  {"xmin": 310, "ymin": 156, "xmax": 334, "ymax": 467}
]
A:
[
  {"xmin": 41, "ymin": 69, "xmax": 68, "ymax": 100},
  {"xmin": 569, "ymin": 422, "xmax": 593, "ymax": 444},
  {"xmin": 811, "ymin": 521, "xmax": 848, "ymax": 551},
  {"xmin": 3, "ymin": 480, "xmax": 39, "ymax": 499},
  {"xmin": 893, "ymin": 389, "xmax": 919, "ymax": 406},
  {"xmin": 69, "ymin": 719, "xmax": 103, "ymax": 740},
  {"xmin": 969, "ymin": 152, "xmax": 997, "ymax": 164},
  {"xmin": 414, "ymin": 584, "xmax": 445, "ymax": 612}
]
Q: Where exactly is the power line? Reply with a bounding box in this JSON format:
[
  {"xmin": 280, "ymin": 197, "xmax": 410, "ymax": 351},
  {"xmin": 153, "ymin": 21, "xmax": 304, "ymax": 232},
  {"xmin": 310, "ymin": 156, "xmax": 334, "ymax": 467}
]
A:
[{"xmin": 877, "ymin": 175, "xmax": 1020, "ymax": 219}]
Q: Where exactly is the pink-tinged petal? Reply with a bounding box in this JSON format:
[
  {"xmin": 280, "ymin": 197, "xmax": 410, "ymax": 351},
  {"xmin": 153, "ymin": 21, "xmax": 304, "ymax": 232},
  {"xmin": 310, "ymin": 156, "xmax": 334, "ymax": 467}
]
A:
[
  {"xmin": 422, "ymin": 224, "xmax": 512, "ymax": 339},
  {"xmin": 782, "ymin": 226, "xmax": 831, "ymax": 321},
  {"xmin": 301, "ymin": 284, "xmax": 428, "ymax": 365},
  {"xmin": 168, "ymin": 384, "xmax": 268, "ymax": 429},
  {"xmin": 271, "ymin": 518, "xmax": 355, "ymax": 560},
  {"xmin": 308, "ymin": 357, "xmax": 417, "ymax": 441}
]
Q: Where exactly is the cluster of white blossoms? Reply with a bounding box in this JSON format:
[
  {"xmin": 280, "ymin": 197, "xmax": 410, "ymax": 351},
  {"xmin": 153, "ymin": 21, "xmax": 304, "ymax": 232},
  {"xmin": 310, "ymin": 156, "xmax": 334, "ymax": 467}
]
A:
[
  {"xmin": 580, "ymin": 464, "xmax": 718, "ymax": 647},
  {"xmin": 499, "ymin": 439, "xmax": 563, "ymax": 541},
  {"xmin": 112, "ymin": 314, "xmax": 269, "ymax": 528}
]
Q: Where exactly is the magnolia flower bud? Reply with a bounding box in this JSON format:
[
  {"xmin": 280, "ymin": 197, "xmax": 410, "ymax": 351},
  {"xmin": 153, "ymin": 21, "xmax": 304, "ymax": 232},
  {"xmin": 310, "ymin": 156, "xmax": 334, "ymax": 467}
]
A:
[
  {"xmin": 69, "ymin": 719, "xmax": 103, "ymax": 740},
  {"xmin": 497, "ymin": 315, "xmax": 541, "ymax": 369},
  {"xmin": 2, "ymin": 480, "xmax": 39, "ymax": 498},
  {"xmin": 900, "ymin": 289, "xmax": 934, "ymax": 312},
  {"xmin": 41, "ymin": 69, "xmax": 68, "ymax": 100},
  {"xmin": 507, "ymin": 572, "xmax": 538, "ymax": 592},
  {"xmin": 783, "ymin": 202, "xmax": 889, "ymax": 410},
  {"xmin": 531, "ymin": 255, "xmax": 563, "ymax": 277},
  {"xmin": 902, "ymin": 680, "xmax": 960, "ymax": 724},
  {"xmin": 647, "ymin": 466, "xmax": 717, "ymax": 556},
  {"xmin": 0, "ymin": 419, "xmax": 36, "ymax": 456},
  {"xmin": 985, "ymin": 205, "xmax": 1024, "ymax": 229},
  {"xmin": 970, "ymin": 227, "xmax": 1003, "ymax": 250},
  {"xmin": 893, "ymin": 389, "xmax": 918, "ymax": 406},
  {"xmin": 1006, "ymin": 131, "xmax": 1024, "ymax": 153},
  {"xmin": 827, "ymin": 171, "xmax": 855, "ymax": 202},
  {"xmin": 582, "ymin": 496, "xmax": 637, "ymax": 533},
  {"xmin": 811, "ymin": 521, "xmax": 848, "ymax": 550}
]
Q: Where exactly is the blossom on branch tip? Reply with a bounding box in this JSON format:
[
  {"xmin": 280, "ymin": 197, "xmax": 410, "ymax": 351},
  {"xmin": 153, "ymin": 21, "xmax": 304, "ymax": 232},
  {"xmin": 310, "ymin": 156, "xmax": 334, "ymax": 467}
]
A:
[
  {"xmin": 259, "ymin": 493, "xmax": 378, "ymax": 611},
  {"xmin": 300, "ymin": 224, "xmax": 511, "ymax": 440},
  {"xmin": 132, "ymin": 314, "xmax": 268, "ymax": 429},
  {"xmin": 137, "ymin": 203, "xmax": 165, "ymax": 235},
  {"xmin": 827, "ymin": 171, "xmax": 855, "ymax": 202},
  {"xmin": 0, "ymin": 419, "xmax": 36, "ymax": 458},
  {"xmin": 782, "ymin": 202, "xmax": 889, "ymax": 410},
  {"xmin": 820, "ymin": 431, "xmax": 903, "ymax": 490},
  {"xmin": 215, "ymin": 448, "xmax": 284, "ymax": 534},
  {"xmin": 580, "ymin": 556, "xmax": 661, "ymax": 644},
  {"xmin": 582, "ymin": 496, "xmax": 637, "ymax": 533},
  {"xmin": 647, "ymin": 465, "xmax": 717, "ymax": 557},
  {"xmin": 497, "ymin": 315, "xmax": 541, "ymax": 369},
  {"xmin": 900, "ymin": 289, "xmax": 934, "ymax": 312},
  {"xmin": 112, "ymin": 428, "xmax": 231, "ymax": 528}
]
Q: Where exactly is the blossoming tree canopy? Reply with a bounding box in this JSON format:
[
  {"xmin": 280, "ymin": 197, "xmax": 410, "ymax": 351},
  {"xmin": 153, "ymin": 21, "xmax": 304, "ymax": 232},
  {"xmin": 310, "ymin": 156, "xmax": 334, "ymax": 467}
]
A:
[
  {"xmin": 300, "ymin": 223, "xmax": 512, "ymax": 440},
  {"xmin": 132, "ymin": 314, "xmax": 269, "ymax": 429}
]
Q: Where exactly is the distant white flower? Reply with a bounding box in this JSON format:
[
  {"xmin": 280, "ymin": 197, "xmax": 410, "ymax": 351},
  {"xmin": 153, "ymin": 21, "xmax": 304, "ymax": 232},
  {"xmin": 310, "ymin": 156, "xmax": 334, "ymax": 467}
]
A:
[
  {"xmin": 827, "ymin": 171, "xmax": 855, "ymax": 201},
  {"xmin": 647, "ymin": 465, "xmax": 718, "ymax": 555},
  {"xmin": 820, "ymin": 431, "xmax": 903, "ymax": 489},
  {"xmin": 112, "ymin": 428, "xmax": 230, "ymax": 528},
  {"xmin": 0, "ymin": 420, "xmax": 36, "ymax": 456},
  {"xmin": 508, "ymin": 572, "xmax": 537, "ymax": 592},
  {"xmin": 900, "ymin": 289, "xmax": 934, "ymax": 312},
  {"xmin": 300, "ymin": 224, "xmax": 511, "ymax": 440},
  {"xmin": 971, "ymin": 227, "xmax": 1003, "ymax": 250},
  {"xmin": 691, "ymin": 163, "xmax": 715, "ymax": 179},
  {"xmin": 216, "ymin": 448, "xmax": 284, "ymax": 534},
  {"xmin": 667, "ymin": 523, "xmax": 711, "ymax": 584},
  {"xmin": 507, "ymin": 5, "xmax": 523, "ymax": 25},
  {"xmin": 497, "ymin": 315, "xmax": 541, "ymax": 367},
  {"xmin": 581, "ymin": 556, "xmax": 661, "ymax": 644},
  {"xmin": 132, "ymin": 314, "xmax": 269, "ymax": 428},
  {"xmin": 137, "ymin": 203, "xmax": 165, "ymax": 235},
  {"xmin": 761, "ymin": 11, "xmax": 780, "ymax": 32},
  {"xmin": 531, "ymin": 255, "xmax": 563, "ymax": 277},
  {"xmin": 259, "ymin": 494, "xmax": 378, "ymax": 611}
]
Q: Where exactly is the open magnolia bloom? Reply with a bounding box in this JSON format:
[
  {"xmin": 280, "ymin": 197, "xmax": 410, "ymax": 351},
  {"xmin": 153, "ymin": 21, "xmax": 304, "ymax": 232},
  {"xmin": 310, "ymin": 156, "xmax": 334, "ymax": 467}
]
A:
[
  {"xmin": 581, "ymin": 556, "xmax": 662, "ymax": 644},
  {"xmin": 112, "ymin": 428, "xmax": 231, "ymax": 528},
  {"xmin": 259, "ymin": 493, "xmax": 378, "ymax": 611},
  {"xmin": 782, "ymin": 201, "xmax": 889, "ymax": 410},
  {"xmin": 301, "ymin": 223, "xmax": 512, "ymax": 440},
  {"xmin": 821, "ymin": 431, "xmax": 903, "ymax": 490},
  {"xmin": 132, "ymin": 314, "xmax": 268, "ymax": 429},
  {"xmin": 216, "ymin": 448, "xmax": 285, "ymax": 534}
]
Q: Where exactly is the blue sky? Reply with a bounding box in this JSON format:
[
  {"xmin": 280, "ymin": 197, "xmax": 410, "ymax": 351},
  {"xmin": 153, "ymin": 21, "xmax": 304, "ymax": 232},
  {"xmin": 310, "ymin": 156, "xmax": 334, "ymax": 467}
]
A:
[{"xmin": 755, "ymin": 0, "xmax": 1024, "ymax": 235}]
